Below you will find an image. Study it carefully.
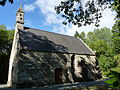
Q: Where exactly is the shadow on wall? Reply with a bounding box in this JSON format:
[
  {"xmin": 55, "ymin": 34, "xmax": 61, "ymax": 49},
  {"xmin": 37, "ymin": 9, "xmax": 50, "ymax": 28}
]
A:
[
  {"xmin": 16, "ymin": 51, "xmax": 67, "ymax": 88},
  {"xmin": 19, "ymin": 30, "xmax": 69, "ymax": 53},
  {"xmin": 77, "ymin": 57, "xmax": 102, "ymax": 82},
  {"xmin": 13, "ymin": 50, "xmax": 71, "ymax": 88}
]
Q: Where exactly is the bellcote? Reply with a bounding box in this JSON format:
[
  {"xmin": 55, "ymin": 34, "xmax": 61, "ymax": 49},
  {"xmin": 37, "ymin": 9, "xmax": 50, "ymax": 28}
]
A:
[{"xmin": 16, "ymin": 4, "xmax": 24, "ymax": 30}]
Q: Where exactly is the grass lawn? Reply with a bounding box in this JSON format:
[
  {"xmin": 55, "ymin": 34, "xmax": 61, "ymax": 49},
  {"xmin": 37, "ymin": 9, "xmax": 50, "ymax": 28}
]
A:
[{"xmin": 65, "ymin": 84, "xmax": 119, "ymax": 90}]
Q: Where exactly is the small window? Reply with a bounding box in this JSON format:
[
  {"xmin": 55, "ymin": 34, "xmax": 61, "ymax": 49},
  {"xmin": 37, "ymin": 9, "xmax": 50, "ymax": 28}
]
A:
[
  {"xmin": 20, "ymin": 14, "xmax": 22, "ymax": 16},
  {"xmin": 20, "ymin": 18, "xmax": 22, "ymax": 20}
]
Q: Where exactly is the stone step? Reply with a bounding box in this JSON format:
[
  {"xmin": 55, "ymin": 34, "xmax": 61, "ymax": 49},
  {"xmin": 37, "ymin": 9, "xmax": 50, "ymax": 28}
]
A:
[{"xmin": 0, "ymin": 84, "xmax": 10, "ymax": 88}]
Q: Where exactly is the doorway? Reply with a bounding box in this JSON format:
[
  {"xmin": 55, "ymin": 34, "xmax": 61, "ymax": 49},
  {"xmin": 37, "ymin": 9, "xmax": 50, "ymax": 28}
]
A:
[{"xmin": 55, "ymin": 68, "xmax": 63, "ymax": 84}]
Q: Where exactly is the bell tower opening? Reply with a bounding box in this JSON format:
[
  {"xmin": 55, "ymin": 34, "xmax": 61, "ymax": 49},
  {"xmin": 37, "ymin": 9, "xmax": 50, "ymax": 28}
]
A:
[{"xmin": 16, "ymin": 4, "xmax": 24, "ymax": 30}]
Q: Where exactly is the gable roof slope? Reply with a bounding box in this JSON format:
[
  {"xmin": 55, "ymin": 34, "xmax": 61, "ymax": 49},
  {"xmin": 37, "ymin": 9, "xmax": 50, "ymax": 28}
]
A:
[{"xmin": 19, "ymin": 27, "xmax": 95, "ymax": 55}]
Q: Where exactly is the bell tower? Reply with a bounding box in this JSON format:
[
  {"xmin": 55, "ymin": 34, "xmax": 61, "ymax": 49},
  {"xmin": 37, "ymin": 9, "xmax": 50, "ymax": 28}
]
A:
[{"xmin": 16, "ymin": 4, "xmax": 24, "ymax": 30}]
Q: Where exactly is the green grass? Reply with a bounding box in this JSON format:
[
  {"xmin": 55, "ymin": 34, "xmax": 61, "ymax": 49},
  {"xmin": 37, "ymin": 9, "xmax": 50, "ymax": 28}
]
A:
[{"xmin": 64, "ymin": 85, "xmax": 118, "ymax": 90}]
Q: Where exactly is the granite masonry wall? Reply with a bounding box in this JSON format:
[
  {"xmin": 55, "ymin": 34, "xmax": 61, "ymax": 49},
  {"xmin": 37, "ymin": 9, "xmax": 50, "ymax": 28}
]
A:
[{"xmin": 11, "ymin": 49, "xmax": 100, "ymax": 87}]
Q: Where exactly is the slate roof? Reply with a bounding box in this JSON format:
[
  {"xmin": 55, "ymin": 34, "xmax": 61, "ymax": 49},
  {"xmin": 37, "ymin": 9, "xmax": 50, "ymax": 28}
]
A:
[{"xmin": 19, "ymin": 27, "xmax": 95, "ymax": 55}]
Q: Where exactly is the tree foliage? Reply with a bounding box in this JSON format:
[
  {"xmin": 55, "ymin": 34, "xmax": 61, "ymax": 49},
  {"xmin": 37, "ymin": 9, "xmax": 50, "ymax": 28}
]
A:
[
  {"xmin": 99, "ymin": 55, "xmax": 117, "ymax": 71},
  {"xmin": 74, "ymin": 26, "xmax": 120, "ymax": 88},
  {"xmin": 0, "ymin": 0, "xmax": 13, "ymax": 6},
  {"xmin": 0, "ymin": 25, "xmax": 6, "ymax": 30},
  {"xmin": 0, "ymin": 25, "xmax": 14, "ymax": 62},
  {"xmin": 0, "ymin": 25, "xmax": 14, "ymax": 83},
  {"xmin": 74, "ymin": 31, "xmax": 86, "ymax": 42},
  {"xmin": 79, "ymin": 31, "xmax": 86, "ymax": 41},
  {"xmin": 55, "ymin": 0, "xmax": 119, "ymax": 27},
  {"xmin": 105, "ymin": 18, "xmax": 120, "ymax": 89},
  {"xmin": 87, "ymin": 27, "xmax": 113, "ymax": 56},
  {"xmin": 112, "ymin": 0, "xmax": 120, "ymax": 19},
  {"xmin": 0, "ymin": 25, "xmax": 14, "ymax": 55},
  {"xmin": 105, "ymin": 70, "xmax": 120, "ymax": 88},
  {"xmin": 112, "ymin": 20, "xmax": 120, "ymax": 54},
  {"xmin": 74, "ymin": 31, "xmax": 80, "ymax": 37},
  {"xmin": 0, "ymin": 29, "xmax": 8, "ymax": 53}
]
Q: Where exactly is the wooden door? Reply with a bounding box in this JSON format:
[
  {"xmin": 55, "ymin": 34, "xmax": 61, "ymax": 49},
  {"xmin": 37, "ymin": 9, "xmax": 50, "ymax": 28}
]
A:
[{"xmin": 55, "ymin": 68, "xmax": 63, "ymax": 84}]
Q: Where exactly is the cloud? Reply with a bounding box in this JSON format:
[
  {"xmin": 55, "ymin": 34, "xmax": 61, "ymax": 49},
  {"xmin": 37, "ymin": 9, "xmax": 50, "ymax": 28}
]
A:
[
  {"xmin": 24, "ymin": 4, "xmax": 35, "ymax": 12},
  {"xmin": 99, "ymin": 9, "xmax": 116, "ymax": 29},
  {"xmin": 34, "ymin": 0, "xmax": 63, "ymax": 24},
  {"xmin": 24, "ymin": 20, "xmax": 32, "ymax": 27},
  {"xmin": 23, "ymin": 0, "xmax": 116, "ymax": 36},
  {"xmin": 66, "ymin": 9, "xmax": 116, "ymax": 36}
]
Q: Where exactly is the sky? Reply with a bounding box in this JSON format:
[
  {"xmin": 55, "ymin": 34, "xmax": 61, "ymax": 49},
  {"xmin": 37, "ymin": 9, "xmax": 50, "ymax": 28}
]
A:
[{"xmin": 0, "ymin": 0, "xmax": 116, "ymax": 36}]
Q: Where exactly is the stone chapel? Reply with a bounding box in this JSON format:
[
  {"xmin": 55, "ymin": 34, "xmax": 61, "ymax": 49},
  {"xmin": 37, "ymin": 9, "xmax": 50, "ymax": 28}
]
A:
[{"xmin": 7, "ymin": 5, "xmax": 101, "ymax": 88}]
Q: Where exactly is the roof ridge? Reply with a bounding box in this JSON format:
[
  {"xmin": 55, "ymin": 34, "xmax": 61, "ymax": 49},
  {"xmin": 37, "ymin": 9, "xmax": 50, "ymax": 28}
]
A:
[
  {"xmin": 77, "ymin": 38, "xmax": 95, "ymax": 55},
  {"xmin": 24, "ymin": 26, "xmax": 77, "ymax": 39}
]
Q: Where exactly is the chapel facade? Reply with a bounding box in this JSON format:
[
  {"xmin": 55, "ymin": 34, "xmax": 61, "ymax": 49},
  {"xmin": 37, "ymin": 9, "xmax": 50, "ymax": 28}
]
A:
[{"xmin": 7, "ymin": 5, "xmax": 101, "ymax": 88}]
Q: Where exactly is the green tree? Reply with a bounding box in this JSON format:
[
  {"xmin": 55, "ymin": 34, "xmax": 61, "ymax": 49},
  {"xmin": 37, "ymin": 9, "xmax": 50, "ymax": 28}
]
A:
[
  {"xmin": 112, "ymin": 0, "xmax": 120, "ymax": 19},
  {"xmin": 74, "ymin": 31, "xmax": 86, "ymax": 42},
  {"xmin": 55, "ymin": 0, "xmax": 120, "ymax": 27},
  {"xmin": 0, "ymin": 25, "xmax": 14, "ymax": 83},
  {"xmin": 84, "ymin": 26, "xmax": 120, "ymax": 88},
  {"xmin": 106, "ymin": 10, "xmax": 120, "ymax": 88},
  {"xmin": 79, "ymin": 31, "xmax": 86, "ymax": 42},
  {"xmin": 0, "ymin": 25, "xmax": 6, "ymax": 30},
  {"xmin": 74, "ymin": 27, "xmax": 113, "ymax": 58},
  {"xmin": 86, "ymin": 27, "xmax": 113, "ymax": 57},
  {"xmin": 74, "ymin": 31, "xmax": 80, "ymax": 38},
  {"xmin": 83, "ymin": 27, "xmax": 117, "ymax": 76},
  {"xmin": 0, "ymin": 29, "xmax": 8, "ymax": 54},
  {"xmin": 87, "ymin": 32, "xmax": 96, "ymax": 42},
  {"xmin": 98, "ymin": 55, "xmax": 116, "ymax": 71},
  {"xmin": 112, "ymin": 20, "xmax": 120, "ymax": 54},
  {"xmin": 0, "ymin": 25, "xmax": 14, "ymax": 55}
]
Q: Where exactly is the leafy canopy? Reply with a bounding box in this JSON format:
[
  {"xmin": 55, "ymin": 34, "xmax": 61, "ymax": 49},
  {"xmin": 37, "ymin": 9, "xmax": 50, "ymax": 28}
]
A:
[
  {"xmin": 0, "ymin": 0, "xmax": 13, "ymax": 6},
  {"xmin": 0, "ymin": 25, "xmax": 14, "ymax": 55},
  {"xmin": 55, "ymin": 0, "xmax": 119, "ymax": 27}
]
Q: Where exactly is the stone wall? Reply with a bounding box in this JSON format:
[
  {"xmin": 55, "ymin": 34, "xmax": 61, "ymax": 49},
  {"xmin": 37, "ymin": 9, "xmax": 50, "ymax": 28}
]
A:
[
  {"xmin": 13, "ymin": 50, "xmax": 71, "ymax": 87},
  {"xmin": 11, "ymin": 49, "xmax": 101, "ymax": 87},
  {"xmin": 74, "ymin": 55, "xmax": 100, "ymax": 81}
]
